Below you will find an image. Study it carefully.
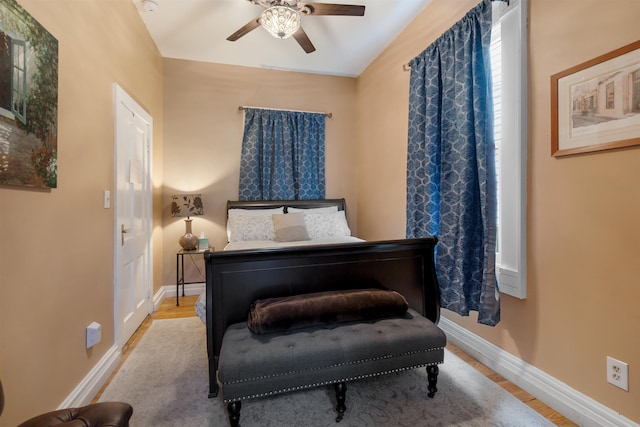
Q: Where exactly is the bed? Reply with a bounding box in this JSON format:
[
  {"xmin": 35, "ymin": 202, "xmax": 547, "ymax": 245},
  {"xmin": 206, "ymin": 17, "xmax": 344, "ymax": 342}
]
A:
[
  {"xmin": 203, "ymin": 199, "xmax": 444, "ymax": 418},
  {"xmin": 194, "ymin": 198, "xmax": 363, "ymax": 321}
]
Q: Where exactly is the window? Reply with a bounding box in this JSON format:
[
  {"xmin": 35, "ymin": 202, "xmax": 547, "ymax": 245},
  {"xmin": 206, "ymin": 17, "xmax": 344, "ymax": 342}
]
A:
[
  {"xmin": 11, "ymin": 39, "xmax": 27, "ymax": 124},
  {"xmin": 491, "ymin": 0, "xmax": 528, "ymax": 299}
]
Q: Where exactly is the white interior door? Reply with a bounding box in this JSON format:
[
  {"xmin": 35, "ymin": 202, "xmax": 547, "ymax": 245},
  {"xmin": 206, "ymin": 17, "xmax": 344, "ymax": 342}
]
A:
[{"xmin": 114, "ymin": 84, "xmax": 152, "ymax": 349}]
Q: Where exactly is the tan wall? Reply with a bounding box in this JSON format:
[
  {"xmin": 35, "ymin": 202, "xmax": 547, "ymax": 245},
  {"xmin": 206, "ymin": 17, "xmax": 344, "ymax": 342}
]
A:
[
  {"xmin": 161, "ymin": 59, "xmax": 358, "ymax": 285},
  {"xmin": 0, "ymin": 1, "xmax": 163, "ymax": 425},
  {"xmin": 357, "ymin": 0, "xmax": 640, "ymax": 422},
  {"xmin": 2, "ymin": 0, "xmax": 638, "ymax": 425}
]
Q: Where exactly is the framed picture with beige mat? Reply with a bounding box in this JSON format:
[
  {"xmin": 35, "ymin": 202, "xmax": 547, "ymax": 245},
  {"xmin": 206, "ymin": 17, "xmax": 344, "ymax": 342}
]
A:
[{"xmin": 551, "ymin": 40, "xmax": 640, "ymax": 157}]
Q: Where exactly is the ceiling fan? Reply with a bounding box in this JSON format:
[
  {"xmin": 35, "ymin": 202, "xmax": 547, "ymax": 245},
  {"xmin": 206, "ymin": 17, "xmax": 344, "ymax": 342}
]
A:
[{"xmin": 226, "ymin": 0, "xmax": 365, "ymax": 54}]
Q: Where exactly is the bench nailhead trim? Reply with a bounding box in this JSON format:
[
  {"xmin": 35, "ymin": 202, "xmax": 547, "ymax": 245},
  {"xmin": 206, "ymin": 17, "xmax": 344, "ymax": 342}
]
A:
[
  {"xmin": 220, "ymin": 347, "xmax": 445, "ymax": 403},
  {"xmin": 222, "ymin": 346, "xmax": 444, "ymax": 386},
  {"xmin": 221, "ymin": 360, "xmax": 443, "ymax": 403}
]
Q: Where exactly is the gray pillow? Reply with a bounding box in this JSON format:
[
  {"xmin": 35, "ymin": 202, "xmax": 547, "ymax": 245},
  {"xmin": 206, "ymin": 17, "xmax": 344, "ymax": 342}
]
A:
[{"xmin": 272, "ymin": 213, "xmax": 310, "ymax": 242}]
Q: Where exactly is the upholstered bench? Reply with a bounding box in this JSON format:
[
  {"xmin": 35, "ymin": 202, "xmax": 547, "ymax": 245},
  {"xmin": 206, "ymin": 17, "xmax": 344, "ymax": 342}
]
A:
[{"xmin": 217, "ymin": 308, "xmax": 446, "ymax": 426}]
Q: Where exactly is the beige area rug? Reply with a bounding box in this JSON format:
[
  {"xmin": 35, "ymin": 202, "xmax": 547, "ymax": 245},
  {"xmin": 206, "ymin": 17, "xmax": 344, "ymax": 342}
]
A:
[{"xmin": 99, "ymin": 317, "xmax": 554, "ymax": 427}]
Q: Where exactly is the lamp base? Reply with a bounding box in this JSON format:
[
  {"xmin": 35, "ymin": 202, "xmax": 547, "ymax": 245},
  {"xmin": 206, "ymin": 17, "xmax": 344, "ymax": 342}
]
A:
[{"xmin": 179, "ymin": 218, "xmax": 198, "ymax": 250}]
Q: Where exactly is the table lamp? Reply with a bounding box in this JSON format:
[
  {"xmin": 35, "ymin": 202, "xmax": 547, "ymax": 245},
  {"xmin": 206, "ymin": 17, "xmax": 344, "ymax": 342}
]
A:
[{"xmin": 171, "ymin": 194, "xmax": 203, "ymax": 250}]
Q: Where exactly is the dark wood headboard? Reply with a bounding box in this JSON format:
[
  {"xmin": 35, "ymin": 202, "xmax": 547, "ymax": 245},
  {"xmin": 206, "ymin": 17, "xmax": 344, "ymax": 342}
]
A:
[
  {"xmin": 227, "ymin": 198, "xmax": 347, "ymax": 214},
  {"xmin": 204, "ymin": 237, "xmax": 440, "ymax": 397}
]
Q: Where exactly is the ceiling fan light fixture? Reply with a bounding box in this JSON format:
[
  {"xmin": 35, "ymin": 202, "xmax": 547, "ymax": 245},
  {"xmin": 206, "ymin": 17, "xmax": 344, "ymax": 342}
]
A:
[
  {"xmin": 260, "ymin": 6, "xmax": 301, "ymax": 39},
  {"xmin": 141, "ymin": 0, "xmax": 159, "ymax": 13}
]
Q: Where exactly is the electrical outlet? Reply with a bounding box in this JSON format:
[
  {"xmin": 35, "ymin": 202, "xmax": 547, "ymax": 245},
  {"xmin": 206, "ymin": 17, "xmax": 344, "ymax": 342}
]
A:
[
  {"xmin": 86, "ymin": 322, "xmax": 102, "ymax": 349},
  {"xmin": 607, "ymin": 356, "xmax": 629, "ymax": 391}
]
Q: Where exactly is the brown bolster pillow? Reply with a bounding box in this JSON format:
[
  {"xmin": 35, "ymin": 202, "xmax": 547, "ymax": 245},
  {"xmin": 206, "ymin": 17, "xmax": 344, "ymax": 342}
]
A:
[{"xmin": 247, "ymin": 288, "xmax": 409, "ymax": 335}]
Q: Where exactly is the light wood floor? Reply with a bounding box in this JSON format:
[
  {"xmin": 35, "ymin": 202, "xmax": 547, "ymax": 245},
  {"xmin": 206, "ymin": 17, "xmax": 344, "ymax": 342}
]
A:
[{"xmin": 94, "ymin": 295, "xmax": 577, "ymax": 426}]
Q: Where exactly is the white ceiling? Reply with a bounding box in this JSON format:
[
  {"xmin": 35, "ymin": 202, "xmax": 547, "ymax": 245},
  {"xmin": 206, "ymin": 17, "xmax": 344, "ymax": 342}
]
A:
[{"xmin": 133, "ymin": 0, "xmax": 432, "ymax": 77}]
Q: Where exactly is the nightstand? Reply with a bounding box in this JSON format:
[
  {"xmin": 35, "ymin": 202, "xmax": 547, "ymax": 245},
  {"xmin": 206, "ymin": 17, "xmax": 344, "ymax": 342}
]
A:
[{"xmin": 176, "ymin": 248, "xmax": 212, "ymax": 306}]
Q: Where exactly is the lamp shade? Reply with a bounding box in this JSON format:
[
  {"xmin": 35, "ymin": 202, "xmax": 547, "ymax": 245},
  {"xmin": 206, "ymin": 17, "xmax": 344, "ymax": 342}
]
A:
[
  {"xmin": 171, "ymin": 194, "xmax": 203, "ymax": 218},
  {"xmin": 260, "ymin": 6, "xmax": 301, "ymax": 39}
]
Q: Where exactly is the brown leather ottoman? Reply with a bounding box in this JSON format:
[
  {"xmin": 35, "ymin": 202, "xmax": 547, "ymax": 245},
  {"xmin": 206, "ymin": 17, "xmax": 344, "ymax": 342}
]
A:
[
  {"xmin": 16, "ymin": 402, "xmax": 133, "ymax": 427},
  {"xmin": 1, "ymin": 380, "xmax": 132, "ymax": 427}
]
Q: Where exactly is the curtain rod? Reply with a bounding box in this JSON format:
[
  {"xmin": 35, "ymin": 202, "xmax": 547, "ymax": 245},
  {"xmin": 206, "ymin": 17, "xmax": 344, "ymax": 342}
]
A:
[
  {"xmin": 238, "ymin": 106, "xmax": 333, "ymax": 119},
  {"xmin": 401, "ymin": 0, "xmax": 509, "ymax": 72}
]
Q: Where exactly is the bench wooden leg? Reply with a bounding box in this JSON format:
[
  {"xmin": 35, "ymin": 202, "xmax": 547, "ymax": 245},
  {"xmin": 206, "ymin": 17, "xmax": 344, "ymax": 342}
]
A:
[
  {"xmin": 227, "ymin": 401, "xmax": 241, "ymax": 427},
  {"xmin": 426, "ymin": 365, "xmax": 439, "ymax": 398},
  {"xmin": 210, "ymin": 358, "xmax": 219, "ymax": 397},
  {"xmin": 209, "ymin": 382, "xmax": 219, "ymax": 398},
  {"xmin": 334, "ymin": 382, "xmax": 347, "ymax": 422}
]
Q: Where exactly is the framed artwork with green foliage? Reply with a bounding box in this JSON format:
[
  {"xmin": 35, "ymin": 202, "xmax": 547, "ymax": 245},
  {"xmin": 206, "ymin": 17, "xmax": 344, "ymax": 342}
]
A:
[{"xmin": 0, "ymin": 0, "xmax": 58, "ymax": 189}]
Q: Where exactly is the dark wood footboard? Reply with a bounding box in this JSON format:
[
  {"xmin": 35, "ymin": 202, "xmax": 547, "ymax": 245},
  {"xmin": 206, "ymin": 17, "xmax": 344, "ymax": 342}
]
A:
[{"xmin": 204, "ymin": 237, "xmax": 440, "ymax": 398}]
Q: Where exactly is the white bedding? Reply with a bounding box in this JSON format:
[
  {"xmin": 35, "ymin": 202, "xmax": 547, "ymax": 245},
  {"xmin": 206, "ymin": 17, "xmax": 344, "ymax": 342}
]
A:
[{"xmin": 223, "ymin": 236, "xmax": 364, "ymax": 251}]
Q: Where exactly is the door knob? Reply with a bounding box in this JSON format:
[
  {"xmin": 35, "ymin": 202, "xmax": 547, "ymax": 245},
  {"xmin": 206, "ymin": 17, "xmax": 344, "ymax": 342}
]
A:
[{"xmin": 121, "ymin": 224, "xmax": 131, "ymax": 246}]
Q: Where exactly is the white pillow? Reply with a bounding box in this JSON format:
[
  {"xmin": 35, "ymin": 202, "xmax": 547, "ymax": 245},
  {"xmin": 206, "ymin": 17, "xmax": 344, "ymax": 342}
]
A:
[
  {"xmin": 228, "ymin": 207, "xmax": 284, "ymax": 216},
  {"xmin": 288, "ymin": 206, "xmax": 338, "ymax": 214},
  {"xmin": 227, "ymin": 207, "xmax": 282, "ymax": 241},
  {"xmin": 227, "ymin": 215, "xmax": 275, "ymax": 242},
  {"xmin": 304, "ymin": 211, "xmax": 351, "ymax": 239}
]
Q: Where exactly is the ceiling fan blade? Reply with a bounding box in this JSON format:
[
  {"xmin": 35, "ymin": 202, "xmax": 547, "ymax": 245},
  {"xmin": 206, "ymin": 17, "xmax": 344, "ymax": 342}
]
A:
[
  {"xmin": 293, "ymin": 27, "xmax": 316, "ymax": 53},
  {"xmin": 299, "ymin": 2, "xmax": 365, "ymax": 16},
  {"xmin": 226, "ymin": 16, "xmax": 261, "ymax": 41}
]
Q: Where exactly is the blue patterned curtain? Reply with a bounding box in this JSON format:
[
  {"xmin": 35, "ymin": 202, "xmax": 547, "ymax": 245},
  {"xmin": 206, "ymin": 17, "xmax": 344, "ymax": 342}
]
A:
[
  {"xmin": 239, "ymin": 108, "xmax": 326, "ymax": 200},
  {"xmin": 406, "ymin": 0, "xmax": 499, "ymax": 326}
]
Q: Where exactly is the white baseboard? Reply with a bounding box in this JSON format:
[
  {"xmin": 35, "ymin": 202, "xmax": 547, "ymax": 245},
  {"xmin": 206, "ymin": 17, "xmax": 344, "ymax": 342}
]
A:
[
  {"xmin": 62, "ymin": 285, "xmax": 202, "ymax": 407},
  {"xmin": 153, "ymin": 286, "xmax": 167, "ymax": 311},
  {"xmin": 439, "ymin": 317, "xmax": 639, "ymax": 427},
  {"xmin": 58, "ymin": 345, "xmax": 121, "ymax": 408},
  {"xmin": 161, "ymin": 282, "xmax": 204, "ymax": 297},
  {"xmin": 152, "ymin": 283, "xmax": 204, "ymax": 310}
]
